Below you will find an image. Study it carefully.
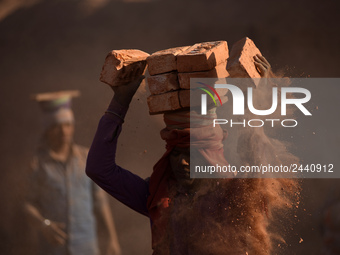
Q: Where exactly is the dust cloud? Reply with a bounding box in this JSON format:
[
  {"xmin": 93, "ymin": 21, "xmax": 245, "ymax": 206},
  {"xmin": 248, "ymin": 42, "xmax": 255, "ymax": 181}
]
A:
[{"xmin": 154, "ymin": 76, "xmax": 301, "ymax": 255}]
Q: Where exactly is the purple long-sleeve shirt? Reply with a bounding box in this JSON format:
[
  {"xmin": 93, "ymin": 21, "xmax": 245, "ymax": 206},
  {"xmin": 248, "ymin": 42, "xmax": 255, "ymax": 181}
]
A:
[{"xmin": 86, "ymin": 98, "xmax": 150, "ymax": 217}]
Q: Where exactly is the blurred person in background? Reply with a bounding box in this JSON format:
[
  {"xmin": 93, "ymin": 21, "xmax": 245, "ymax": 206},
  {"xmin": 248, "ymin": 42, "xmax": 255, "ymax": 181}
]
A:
[{"xmin": 24, "ymin": 90, "xmax": 121, "ymax": 255}]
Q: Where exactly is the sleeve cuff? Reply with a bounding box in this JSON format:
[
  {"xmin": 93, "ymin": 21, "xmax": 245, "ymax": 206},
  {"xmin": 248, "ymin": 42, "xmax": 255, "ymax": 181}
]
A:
[{"xmin": 105, "ymin": 98, "xmax": 129, "ymax": 121}]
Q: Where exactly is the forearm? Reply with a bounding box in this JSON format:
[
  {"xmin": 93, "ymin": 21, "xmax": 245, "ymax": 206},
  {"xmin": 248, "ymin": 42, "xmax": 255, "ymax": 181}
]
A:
[
  {"xmin": 86, "ymin": 97, "xmax": 150, "ymax": 216},
  {"xmin": 25, "ymin": 203, "xmax": 44, "ymax": 225},
  {"xmin": 86, "ymin": 97, "xmax": 127, "ymax": 180},
  {"xmin": 101, "ymin": 205, "xmax": 121, "ymax": 255},
  {"xmin": 94, "ymin": 191, "xmax": 122, "ymax": 255}
]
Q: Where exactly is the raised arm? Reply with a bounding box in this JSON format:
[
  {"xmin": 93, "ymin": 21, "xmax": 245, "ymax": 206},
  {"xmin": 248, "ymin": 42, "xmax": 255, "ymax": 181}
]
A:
[{"xmin": 86, "ymin": 74, "xmax": 150, "ymax": 217}]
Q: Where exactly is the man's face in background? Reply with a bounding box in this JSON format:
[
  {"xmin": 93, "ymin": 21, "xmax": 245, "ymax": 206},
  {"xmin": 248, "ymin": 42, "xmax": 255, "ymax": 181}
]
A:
[{"xmin": 45, "ymin": 121, "xmax": 75, "ymax": 149}]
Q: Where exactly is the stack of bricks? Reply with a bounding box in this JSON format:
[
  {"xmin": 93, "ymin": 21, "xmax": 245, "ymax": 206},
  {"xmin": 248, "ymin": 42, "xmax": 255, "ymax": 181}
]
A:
[
  {"xmin": 146, "ymin": 41, "xmax": 230, "ymax": 114},
  {"xmin": 99, "ymin": 37, "xmax": 263, "ymax": 115}
]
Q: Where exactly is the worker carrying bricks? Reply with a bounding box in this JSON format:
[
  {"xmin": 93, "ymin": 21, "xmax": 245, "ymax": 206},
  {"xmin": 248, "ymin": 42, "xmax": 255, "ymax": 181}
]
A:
[{"xmin": 86, "ymin": 38, "xmax": 299, "ymax": 254}]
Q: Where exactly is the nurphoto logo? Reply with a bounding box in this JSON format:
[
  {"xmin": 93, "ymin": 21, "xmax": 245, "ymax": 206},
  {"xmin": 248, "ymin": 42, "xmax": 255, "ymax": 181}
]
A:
[{"xmin": 199, "ymin": 82, "xmax": 312, "ymax": 128}]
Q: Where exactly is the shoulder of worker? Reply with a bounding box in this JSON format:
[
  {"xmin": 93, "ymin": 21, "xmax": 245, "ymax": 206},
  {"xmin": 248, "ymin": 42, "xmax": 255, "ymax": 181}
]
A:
[
  {"xmin": 28, "ymin": 146, "xmax": 46, "ymax": 172},
  {"xmin": 29, "ymin": 155, "xmax": 39, "ymax": 173},
  {"xmin": 72, "ymin": 144, "xmax": 89, "ymax": 158}
]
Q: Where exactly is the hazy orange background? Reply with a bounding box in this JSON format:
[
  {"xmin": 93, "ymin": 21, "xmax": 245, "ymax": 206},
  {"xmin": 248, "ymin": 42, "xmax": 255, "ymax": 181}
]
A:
[{"xmin": 0, "ymin": 0, "xmax": 339, "ymax": 254}]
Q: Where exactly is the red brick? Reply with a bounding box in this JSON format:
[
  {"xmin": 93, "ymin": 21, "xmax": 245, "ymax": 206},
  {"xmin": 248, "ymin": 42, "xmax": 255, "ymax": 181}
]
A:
[
  {"xmin": 147, "ymin": 91, "xmax": 181, "ymax": 114},
  {"xmin": 227, "ymin": 37, "xmax": 262, "ymax": 86},
  {"xmin": 178, "ymin": 62, "xmax": 229, "ymax": 89},
  {"xmin": 147, "ymin": 46, "xmax": 190, "ymax": 75},
  {"xmin": 178, "ymin": 90, "xmax": 191, "ymax": 108},
  {"xmin": 177, "ymin": 41, "xmax": 228, "ymax": 72},
  {"xmin": 147, "ymin": 72, "xmax": 180, "ymax": 95},
  {"xmin": 100, "ymin": 49, "xmax": 149, "ymax": 86}
]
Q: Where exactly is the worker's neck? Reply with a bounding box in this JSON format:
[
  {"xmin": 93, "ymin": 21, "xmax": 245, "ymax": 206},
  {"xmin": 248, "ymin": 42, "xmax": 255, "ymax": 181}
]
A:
[{"xmin": 49, "ymin": 143, "xmax": 72, "ymax": 163}]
